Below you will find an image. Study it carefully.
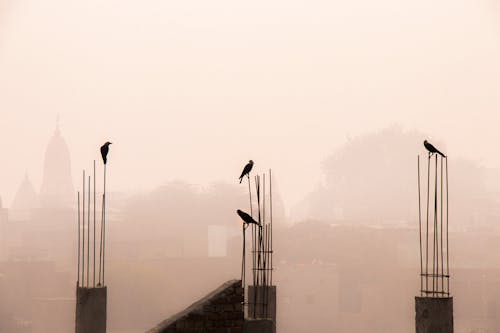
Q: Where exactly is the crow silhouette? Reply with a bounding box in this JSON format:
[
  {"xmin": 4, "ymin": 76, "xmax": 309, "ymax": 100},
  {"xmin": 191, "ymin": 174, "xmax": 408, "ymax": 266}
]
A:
[
  {"xmin": 237, "ymin": 209, "xmax": 261, "ymax": 227},
  {"xmin": 100, "ymin": 142, "xmax": 112, "ymax": 164},
  {"xmin": 424, "ymin": 140, "xmax": 446, "ymax": 158},
  {"xmin": 239, "ymin": 160, "xmax": 254, "ymax": 183}
]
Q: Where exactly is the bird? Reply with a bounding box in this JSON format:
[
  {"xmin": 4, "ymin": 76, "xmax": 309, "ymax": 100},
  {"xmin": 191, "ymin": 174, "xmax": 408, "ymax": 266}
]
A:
[
  {"xmin": 100, "ymin": 142, "xmax": 112, "ymax": 164},
  {"xmin": 237, "ymin": 209, "xmax": 261, "ymax": 227},
  {"xmin": 239, "ymin": 160, "xmax": 254, "ymax": 183},
  {"xmin": 424, "ymin": 140, "xmax": 446, "ymax": 158}
]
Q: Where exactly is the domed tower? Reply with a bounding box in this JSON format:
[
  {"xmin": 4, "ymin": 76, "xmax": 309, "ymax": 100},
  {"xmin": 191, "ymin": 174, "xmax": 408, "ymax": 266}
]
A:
[
  {"xmin": 12, "ymin": 173, "xmax": 39, "ymax": 210},
  {"xmin": 40, "ymin": 122, "xmax": 74, "ymax": 207}
]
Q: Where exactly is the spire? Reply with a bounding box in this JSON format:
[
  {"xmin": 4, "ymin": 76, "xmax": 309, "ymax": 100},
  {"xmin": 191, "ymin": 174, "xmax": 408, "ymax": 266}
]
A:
[
  {"xmin": 55, "ymin": 113, "xmax": 61, "ymax": 136},
  {"xmin": 40, "ymin": 123, "xmax": 74, "ymax": 206}
]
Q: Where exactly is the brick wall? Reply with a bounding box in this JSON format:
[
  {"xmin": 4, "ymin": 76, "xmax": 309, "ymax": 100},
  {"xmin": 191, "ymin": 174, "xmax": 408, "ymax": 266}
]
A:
[{"xmin": 146, "ymin": 280, "xmax": 244, "ymax": 333}]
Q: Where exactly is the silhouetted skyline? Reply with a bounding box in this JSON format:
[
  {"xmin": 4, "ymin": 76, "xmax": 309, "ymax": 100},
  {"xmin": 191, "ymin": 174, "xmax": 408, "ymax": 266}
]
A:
[{"xmin": 1, "ymin": 0, "xmax": 500, "ymax": 213}]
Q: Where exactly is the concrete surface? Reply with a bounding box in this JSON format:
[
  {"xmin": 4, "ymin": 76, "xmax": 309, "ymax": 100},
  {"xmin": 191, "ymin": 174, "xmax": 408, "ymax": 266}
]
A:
[
  {"xmin": 75, "ymin": 286, "xmax": 107, "ymax": 333},
  {"xmin": 415, "ymin": 296, "xmax": 453, "ymax": 333}
]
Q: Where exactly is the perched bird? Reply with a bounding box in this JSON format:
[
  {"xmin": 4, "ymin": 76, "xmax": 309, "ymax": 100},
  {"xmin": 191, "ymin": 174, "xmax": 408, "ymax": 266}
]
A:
[
  {"xmin": 239, "ymin": 160, "xmax": 254, "ymax": 183},
  {"xmin": 424, "ymin": 140, "xmax": 446, "ymax": 158},
  {"xmin": 237, "ymin": 209, "xmax": 261, "ymax": 227},
  {"xmin": 100, "ymin": 142, "xmax": 112, "ymax": 164}
]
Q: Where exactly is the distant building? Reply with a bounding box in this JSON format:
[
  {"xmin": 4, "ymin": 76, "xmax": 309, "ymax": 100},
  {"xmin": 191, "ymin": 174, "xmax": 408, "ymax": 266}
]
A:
[
  {"xmin": 9, "ymin": 122, "xmax": 74, "ymax": 218},
  {"xmin": 0, "ymin": 196, "xmax": 7, "ymax": 260},
  {"xmin": 10, "ymin": 174, "xmax": 38, "ymax": 221},
  {"xmin": 39, "ymin": 123, "xmax": 74, "ymax": 207}
]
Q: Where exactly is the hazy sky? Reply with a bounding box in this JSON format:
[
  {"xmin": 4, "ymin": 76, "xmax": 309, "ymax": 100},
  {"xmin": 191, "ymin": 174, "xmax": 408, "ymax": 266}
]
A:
[{"xmin": 1, "ymin": 0, "xmax": 499, "ymax": 211}]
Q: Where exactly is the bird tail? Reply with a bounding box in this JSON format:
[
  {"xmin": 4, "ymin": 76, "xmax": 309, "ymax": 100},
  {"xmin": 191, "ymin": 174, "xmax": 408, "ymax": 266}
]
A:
[
  {"xmin": 239, "ymin": 177, "xmax": 242, "ymax": 184},
  {"xmin": 439, "ymin": 151, "xmax": 446, "ymax": 158}
]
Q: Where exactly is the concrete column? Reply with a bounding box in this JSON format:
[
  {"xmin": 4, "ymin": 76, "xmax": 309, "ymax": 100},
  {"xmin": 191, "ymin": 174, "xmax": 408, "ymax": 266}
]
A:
[
  {"xmin": 247, "ymin": 285, "xmax": 276, "ymax": 322},
  {"xmin": 415, "ymin": 297, "xmax": 453, "ymax": 333},
  {"xmin": 75, "ymin": 286, "xmax": 107, "ymax": 333}
]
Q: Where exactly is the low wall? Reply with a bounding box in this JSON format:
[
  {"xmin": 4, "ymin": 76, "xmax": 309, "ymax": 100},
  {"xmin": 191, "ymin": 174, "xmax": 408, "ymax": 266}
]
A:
[{"xmin": 146, "ymin": 279, "xmax": 244, "ymax": 333}]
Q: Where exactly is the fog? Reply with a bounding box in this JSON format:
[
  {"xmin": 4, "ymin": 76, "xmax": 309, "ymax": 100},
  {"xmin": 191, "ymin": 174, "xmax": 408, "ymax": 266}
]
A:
[
  {"xmin": 1, "ymin": 0, "xmax": 500, "ymax": 210},
  {"xmin": 1, "ymin": 0, "xmax": 500, "ymax": 332}
]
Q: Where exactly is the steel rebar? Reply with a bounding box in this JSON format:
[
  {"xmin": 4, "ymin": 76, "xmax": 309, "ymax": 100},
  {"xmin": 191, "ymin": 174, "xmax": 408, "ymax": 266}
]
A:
[
  {"xmin": 269, "ymin": 169, "xmax": 273, "ymax": 287},
  {"xmin": 77, "ymin": 191, "xmax": 80, "ymax": 287},
  {"xmin": 93, "ymin": 160, "xmax": 96, "ymax": 287},
  {"xmin": 102, "ymin": 194, "xmax": 106, "ymax": 286},
  {"xmin": 82, "ymin": 170, "xmax": 85, "ymax": 285},
  {"xmin": 446, "ymin": 157, "xmax": 450, "ymax": 295},
  {"xmin": 98, "ymin": 194, "xmax": 104, "ymax": 286},
  {"xmin": 440, "ymin": 157, "xmax": 444, "ymax": 294},
  {"xmin": 87, "ymin": 176, "xmax": 91, "ymax": 287},
  {"xmin": 241, "ymin": 224, "xmax": 246, "ymax": 288},
  {"xmin": 425, "ymin": 153, "xmax": 430, "ymax": 292},
  {"xmin": 417, "ymin": 156, "xmax": 423, "ymax": 296},
  {"xmin": 433, "ymin": 154, "xmax": 438, "ymax": 295}
]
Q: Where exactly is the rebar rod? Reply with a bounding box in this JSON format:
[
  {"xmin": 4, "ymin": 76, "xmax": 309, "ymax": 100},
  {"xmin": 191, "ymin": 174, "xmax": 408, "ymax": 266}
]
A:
[
  {"xmin": 102, "ymin": 194, "xmax": 106, "ymax": 285},
  {"xmin": 254, "ymin": 175, "xmax": 258, "ymax": 287},
  {"xmin": 103, "ymin": 164, "xmax": 106, "ymax": 285},
  {"xmin": 262, "ymin": 174, "xmax": 267, "ymax": 286},
  {"xmin": 241, "ymin": 224, "xmax": 246, "ymax": 288},
  {"xmin": 82, "ymin": 170, "xmax": 85, "ymax": 285},
  {"xmin": 263, "ymin": 174, "xmax": 266, "ymax": 226},
  {"xmin": 258, "ymin": 178, "xmax": 264, "ymax": 286},
  {"xmin": 266, "ymin": 222, "xmax": 270, "ymax": 287},
  {"xmin": 251, "ymin": 221, "xmax": 256, "ymax": 286},
  {"xmin": 253, "ymin": 175, "xmax": 261, "ymax": 318},
  {"xmin": 425, "ymin": 153, "xmax": 430, "ymax": 293},
  {"xmin": 269, "ymin": 169, "xmax": 273, "ymax": 287},
  {"xmin": 263, "ymin": 223, "xmax": 268, "ymax": 287},
  {"xmin": 266, "ymin": 224, "xmax": 270, "ymax": 316},
  {"xmin": 87, "ymin": 176, "xmax": 91, "ymax": 287},
  {"xmin": 255, "ymin": 176, "xmax": 261, "ymax": 286},
  {"xmin": 432, "ymin": 154, "xmax": 438, "ymax": 291},
  {"xmin": 77, "ymin": 191, "xmax": 80, "ymax": 287},
  {"xmin": 248, "ymin": 175, "xmax": 256, "ymax": 286},
  {"xmin": 248, "ymin": 174, "xmax": 253, "ymax": 217},
  {"xmin": 417, "ymin": 156, "xmax": 423, "ymax": 296},
  {"xmin": 446, "ymin": 157, "xmax": 450, "ymax": 295},
  {"xmin": 93, "ymin": 160, "xmax": 96, "ymax": 287},
  {"xmin": 98, "ymin": 194, "xmax": 104, "ymax": 286},
  {"xmin": 440, "ymin": 157, "xmax": 444, "ymax": 294}
]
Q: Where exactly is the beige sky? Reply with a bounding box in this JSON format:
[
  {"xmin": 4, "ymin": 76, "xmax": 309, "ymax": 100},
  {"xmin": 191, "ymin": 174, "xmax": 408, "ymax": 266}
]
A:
[{"xmin": 0, "ymin": 0, "xmax": 499, "ymax": 211}]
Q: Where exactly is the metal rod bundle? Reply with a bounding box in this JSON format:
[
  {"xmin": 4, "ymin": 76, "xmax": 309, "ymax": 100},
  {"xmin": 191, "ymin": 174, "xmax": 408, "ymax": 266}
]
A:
[
  {"xmin": 249, "ymin": 170, "xmax": 275, "ymax": 317},
  {"xmin": 417, "ymin": 154, "xmax": 450, "ymax": 297},
  {"xmin": 76, "ymin": 160, "xmax": 109, "ymax": 288}
]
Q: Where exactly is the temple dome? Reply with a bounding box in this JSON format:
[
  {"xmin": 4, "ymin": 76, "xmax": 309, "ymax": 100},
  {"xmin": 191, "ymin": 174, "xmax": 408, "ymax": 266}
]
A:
[
  {"xmin": 39, "ymin": 125, "xmax": 74, "ymax": 206},
  {"xmin": 11, "ymin": 174, "xmax": 39, "ymax": 210}
]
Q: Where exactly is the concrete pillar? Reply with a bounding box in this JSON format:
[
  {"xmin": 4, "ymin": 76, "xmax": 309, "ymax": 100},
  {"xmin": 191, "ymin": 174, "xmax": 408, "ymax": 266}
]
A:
[
  {"xmin": 247, "ymin": 285, "xmax": 276, "ymax": 322},
  {"xmin": 244, "ymin": 319, "xmax": 275, "ymax": 333},
  {"xmin": 415, "ymin": 297, "xmax": 453, "ymax": 333},
  {"xmin": 75, "ymin": 286, "xmax": 107, "ymax": 333}
]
